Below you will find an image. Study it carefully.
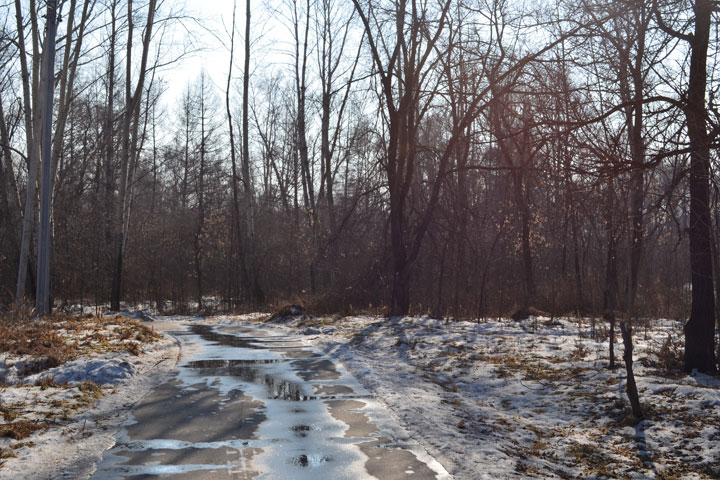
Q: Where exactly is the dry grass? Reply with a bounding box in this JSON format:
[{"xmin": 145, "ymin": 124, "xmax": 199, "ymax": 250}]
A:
[
  {"xmin": 0, "ymin": 420, "xmax": 46, "ymax": 441},
  {"xmin": 640, "ymin": 333, "xmax": 684, "ymax": 375},
  {"xmin": 0, "ymin": 402, "xmax": 18, "ymax": 422},
  {"xmin": 0, "ymin": 380, "xmax": 108, "ymax": 464},
  {"xmin": 0, "ymin": 311, "xmax": 162, "ymax": 374},
  {"xmin": 0, "ymin": 319, "xmax": 75, "ymax": 373},
  {"xmin": 0, "ymin": 310, "xmax": 162, "ymax": 466}
]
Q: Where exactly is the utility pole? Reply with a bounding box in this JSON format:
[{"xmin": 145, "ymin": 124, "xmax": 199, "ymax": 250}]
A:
[{"xmin": 36, "ymin": 0, "xmax": 58, "ymax": 316}]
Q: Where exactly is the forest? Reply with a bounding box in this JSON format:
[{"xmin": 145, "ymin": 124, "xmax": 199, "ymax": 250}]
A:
[{"xmin": 0, "ymin": 0, "xmax": 718, "ymax": 375}]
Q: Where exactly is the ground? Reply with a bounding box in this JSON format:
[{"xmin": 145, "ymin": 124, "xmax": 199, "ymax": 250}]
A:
[
  {"xmin": 248, "ymin": 314, "xmax": 720, "ymax": 479},
  {"xmin": 0, "ymin": 311, "xmax": 718, "ymax": 479},
  {"xmin": 0, "ymin": 312, "xmax": 180, "ymax": 479}
]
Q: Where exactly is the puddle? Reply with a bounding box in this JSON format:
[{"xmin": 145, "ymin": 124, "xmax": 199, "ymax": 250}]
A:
[
  {"xmin": 185, "ymin": 359, "xmax": 311, "ymax": 401},
  {"xmin": 291, "ymin": 425, "xmax": 313, "ymax": 431},
  {"xmin": 290, "ymin": 454, "xmax": 333, "ymax": 467},
  {"xmin": 280, "ymin": 349, "xmax": 323, "ymax": 359},
  {"xmin": 291, "ymin": 425, "xmax": 316, "ymax": 438},
  {"xmin": 94, "ymin": 320, "xmax": 450, "ymax": 479},
  {"xmin": 191, "ymin": 324, "xmax": 305, "ymax": 351},
  {"xmin": 188, "ymin": 359, "xmax": 284, "ymax": 366},
  {"xmin": 190, "ymin": 324, "xmax": 266, "ymax": 349},
  {"xmin": 291, "ymin": 358, "xmax": 341, "ymax": 381},
  {"xmin": 313, "ymin": 385, "xmax": 355, "ymax": 395}
]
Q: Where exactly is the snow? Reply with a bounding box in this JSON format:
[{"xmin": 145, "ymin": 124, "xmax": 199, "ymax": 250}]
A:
[
  {"xmin": 213, "ymin": 314, "xmax": 720, "ymax": 480},
  {"xmin": 0, "ymin": 319, "xmax": 179, "ymax": 480},
  {"xmin": 1, "ymin": 312, "xmax": 718, "ymax": 479},
  {"xmin": 22, "ymin": 357, "xmax": 136, "ymax": 386}
]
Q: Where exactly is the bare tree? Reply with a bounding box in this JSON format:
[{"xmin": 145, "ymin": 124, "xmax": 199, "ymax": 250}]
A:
[
  {"xmin": 14, "ymin": 0, "xmax": 41, "ymax": 304},
  {"xmin": 0, "ymin": 94, "xmax": 23, "ymax": 286},
  {"xmin": 242, "ymin": 0, "xmax": 265, "ymax": 304},
  {"xmin": 352, "ymin": 0, "xmax": 590, "ymax": 316},
  {"xmin": 654, "ymin": 0, "xmax": 717, "ymax": 374},
  {"xmin": 243, "ymin": 0, "xmax": 264, "ymax": 304},
  {"xmin": 351, "ymin": 0, "xmax": 453, "ymax": 315},
  {"xmin": 111, "ymin": 0, "xmax": 158, "ymax": 311},
  {"xmin": 314, "ymin": 0, "xmax": 362, "ymax": 288},
  {"xmin": 13, "ymin": 0, "xmax": 97, "ymax": 307},
  {"xmin": 226, "ymin": 0, "xmax": 245, "ymax": 306}
]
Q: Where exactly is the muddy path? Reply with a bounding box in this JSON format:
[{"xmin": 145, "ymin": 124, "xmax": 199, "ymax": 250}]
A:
[{"xmin": 91, "ymin": 319, "xmax": 452, "ymax": 479}]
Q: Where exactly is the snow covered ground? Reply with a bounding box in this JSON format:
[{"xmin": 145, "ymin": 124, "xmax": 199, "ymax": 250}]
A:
[
  {"xmin": 218, "ymin": 313, "xmax": 719, "ymax": 480},
  {"xmin": 0, "ymin": 315, "xmax": 179, "ymax": 479},
  {"xmin": 1, "ymin": 312, "xmax": 718, "ymax": 479}
]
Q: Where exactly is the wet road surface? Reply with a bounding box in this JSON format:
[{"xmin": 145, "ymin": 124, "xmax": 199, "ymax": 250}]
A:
[{"xmin": 91, "ymin": 320, "xmax": 451, "ymax": 479}]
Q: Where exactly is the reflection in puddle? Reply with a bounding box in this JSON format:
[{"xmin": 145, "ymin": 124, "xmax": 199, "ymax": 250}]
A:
[
  {"xmin": 189, "ymin": 359, "xmax": 284, "ymax": 366},
  {"xmin": 290, "ymin": 454, "xmax": 333, "ymax": 467},
  {"xmin": 291, "ymin": 425, "xmax": 312, "ymax": 432},
  {"xmin": 291, "ymin": 425, "xmax": 316, "ymax": 438},
  {"xmin": 191, "ymin": 324, "xmax": 300, "ymax": 349},
  {"xmin": 185, "ymin": 359, "xmax": 311, "ymax": 401},
  {"xmin": 190, "ymin": 324, "xmax": 265, "ymax": 349},
  {"xmin": 292, "ymin": 358, "xmax": 341, "ymax": 381}
]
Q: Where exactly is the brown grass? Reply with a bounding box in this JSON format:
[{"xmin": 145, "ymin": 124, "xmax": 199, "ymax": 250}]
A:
[
  {"xmin": 0, "ymin": 312, "xmax": 164, "ymax": 468},
  {"xmin": 34, "ymin": 375, "xmax": 63, "ymax": 389},
  {"xmin": 0, "ymin": 420, "xmax": 46, "ymax": 440},
  {"xmin": 640, "ymin": 333, "xmax": 684, "ymax": 375},
  {"xmin": 0, "ymin": 311, "xmax": 162, "ymax": 379},
  {"xmin": 0, "ymin": 402, "xmax": 18, "ymax": 422},
  {"xmin": 0, "ymin": 320, "xmax": 75, "ymax": 370}
]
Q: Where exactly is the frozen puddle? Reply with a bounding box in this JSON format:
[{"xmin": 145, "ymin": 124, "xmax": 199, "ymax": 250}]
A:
[{"xmin": 91, "ymin": 321, "xmax": 452, "ymax": 479}]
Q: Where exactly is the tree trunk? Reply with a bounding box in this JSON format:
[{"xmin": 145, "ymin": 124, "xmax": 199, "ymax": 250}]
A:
[
  {"xmin": 620, "ymin": 322, "xmax": 645, "ymax": 421},
  {"xmin": 515, "ymin": 168, "xmax": 535, "ymax": 312},
  {"xmin": 683, "ymin": 0, "xmax": 716, "ymax": 374},
  {"xmin": 15, "ymin": 0, "xmax": 41, "ymax": 304},
  {"xmin": 243, "ymin": 0, "xmax": 263, "ymax": 305},
  {"xmin": 571, "ymin": 201, "xmax": 584, "ymax": 313},
  {"xmin": 226, "ymin": 0, "xmax": 245, "ymax": 307},
  {"xmin": 104, "ymin": 0, "xmax": 117, "ymax": 276},
  {"xmin": 490, "ymin": 100, "xmax": 537, "ymax": 317},
  {"xmin": 50, "ymin": 0, "xmax": 93, "ymax": 186},
  {"xmin": 617, "ymin": 4, "xmax": 647, "ymax": 319},
  {"xmin": 35, "ymin": 0, "xmax": 58, "ymax": 316},
  {"xmin": 453, "ymin": 131, "xmax": 470, "ymax": 317},
  {"xmin": 0, "ymin": 98, "xmax": 23, "ymax": 265},
  {"xmin": 390, "ymin": 255, "xmax": 411, "ymax": 317},
  {"xmin": 110, "ymin": 0, "xmax": 157, "ymax": 311},
  {"xmin": 194, "ymin": 77, "xmax": 207, "ymax": 311},
  {"xmin": 604, "ymin": 178, "xmax": 619, "ymax": 369},
  {"xmin": 295, "ymin": 0, "xmax": 315, "ymax": 223},
  {"xmin": 388, "ymin": 154, "xmax": 410, "ymax": 317}
]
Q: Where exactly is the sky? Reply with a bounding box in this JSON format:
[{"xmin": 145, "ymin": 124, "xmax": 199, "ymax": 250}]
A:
[
  {"xmin": 160, "ymin": 0, "xmax": 286, "ymax": 110},
  {"xmin": 159, "ymin": 0, "xmax": 238, "ymax": 107}
]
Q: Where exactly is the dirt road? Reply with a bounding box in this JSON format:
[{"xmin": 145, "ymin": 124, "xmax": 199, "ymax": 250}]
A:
[{"xmin": 91, "ymin": 319, "xmax": 451, "ymax": 479}]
